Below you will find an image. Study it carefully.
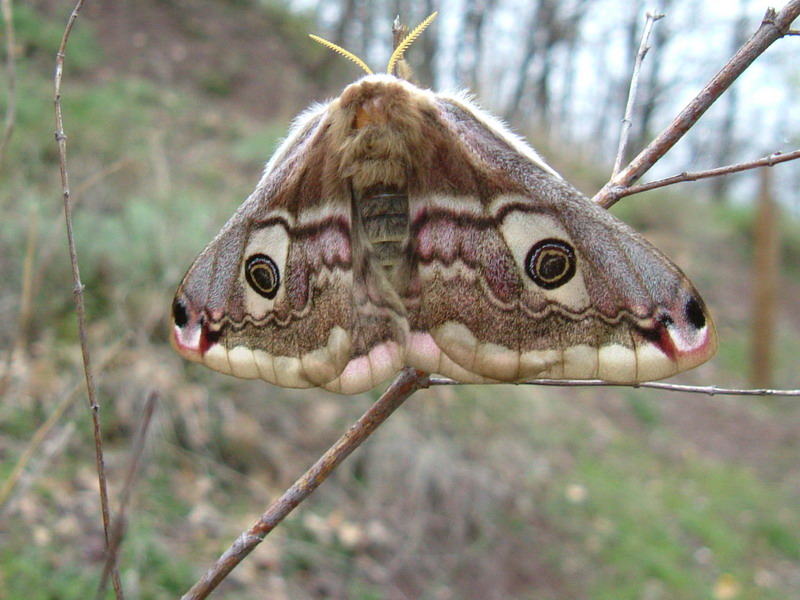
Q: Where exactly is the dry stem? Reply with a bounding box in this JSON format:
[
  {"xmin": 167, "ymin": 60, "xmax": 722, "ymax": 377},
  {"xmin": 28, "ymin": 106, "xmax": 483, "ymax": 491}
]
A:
[
  {"xmin": 427, "ymin": 377, "xmax": 800, "ymax": 397},
  {"xmin": 615, "ymin": 148, "xmax": 800, "ymax": 197},
  {"xmin": 182, "ymin": 368, "xmax": 429, "ymax": 600},
  {"xmin": 595, "ymin": 0, "xmax": 800, "ymax": 208},
  {"xmin": 97, "ymin": 392, "xmax": 158, "ymax": 600},
  {"xmin": 53, "ymin": 1, "xmax": 124, "ymax": 598}
]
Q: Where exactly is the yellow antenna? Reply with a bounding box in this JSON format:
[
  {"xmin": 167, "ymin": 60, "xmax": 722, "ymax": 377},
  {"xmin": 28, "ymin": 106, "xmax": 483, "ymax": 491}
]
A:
[
  {"xmin": 386, "ymin": 12, "xmax": 437, "ymax": 75},
  {"xmin": 308, "ymin": 34, "xmax": 373, "ymax": 75}
]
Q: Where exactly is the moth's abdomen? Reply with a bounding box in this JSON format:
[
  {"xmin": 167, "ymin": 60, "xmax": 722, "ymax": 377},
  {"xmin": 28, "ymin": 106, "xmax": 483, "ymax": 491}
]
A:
[
  {"xmin": 357, "ymin": 185, "xmax": 409, "ymax": 270},
  {"xmin": 330, "ymin": 78, "xmax": 433, "ymax": 272}
]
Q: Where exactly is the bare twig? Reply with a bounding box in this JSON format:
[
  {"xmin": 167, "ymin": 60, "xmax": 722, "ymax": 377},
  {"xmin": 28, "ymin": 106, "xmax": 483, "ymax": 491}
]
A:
[
  {"xmin": 53, "ymin": 2, "xmax": 124, "ymax": 599},
  {"xmin": 612, "ymin": 11, "xmax": 664, "ymax": 177},
  {"xmin": 182, "ymin": 368, "xmax": 428, "ymax": 600},
  {"xmin": 426, "ymin": 377, "xmax": 800, "ymax": 397},
  {"xmin": 595, "ymin": 0, "xmax": 800, "ymax": 208},
  {"xmin": 0, "ymin": 0, "xmax": 16, "ymax": 167},
  {"xmin": 97, "ymin": 391, "xmax": 158, "ymax": 600},
  {"xmin": 614, "ymin": 149, "xmax": 800, "ymax": 198}
]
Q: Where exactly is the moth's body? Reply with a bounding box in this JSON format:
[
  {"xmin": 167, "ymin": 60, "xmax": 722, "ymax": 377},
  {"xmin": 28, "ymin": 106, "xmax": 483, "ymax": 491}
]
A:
[{"xmin": 171, "ymin": 75, "xmax": 717, "ymax": 394}]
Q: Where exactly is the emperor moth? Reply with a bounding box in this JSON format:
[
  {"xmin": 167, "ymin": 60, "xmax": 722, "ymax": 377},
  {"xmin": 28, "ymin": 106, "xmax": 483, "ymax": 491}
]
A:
[{"xmin": 171, "ymin": 18, "xmax": 716, "ymax": 394}]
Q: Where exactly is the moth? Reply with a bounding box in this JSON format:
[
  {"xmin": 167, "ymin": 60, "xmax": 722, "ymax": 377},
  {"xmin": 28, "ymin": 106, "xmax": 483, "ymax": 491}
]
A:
[{"xmin": 171, "ymin": 17, "xmax": 717, "ymax": 395}]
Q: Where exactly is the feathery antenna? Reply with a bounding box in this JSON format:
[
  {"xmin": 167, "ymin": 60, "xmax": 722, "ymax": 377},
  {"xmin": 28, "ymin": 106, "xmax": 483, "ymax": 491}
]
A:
[
  {"xmin": 386, "ymin": 12, "xmax": 437, "ymax": 75},
  {"xmin": 308, "ymin": 34, "xmax": 373, "ymax": 75},
  {"xmin": 309, "ymin": 12, "xmax": 437, "ymax": 78}
]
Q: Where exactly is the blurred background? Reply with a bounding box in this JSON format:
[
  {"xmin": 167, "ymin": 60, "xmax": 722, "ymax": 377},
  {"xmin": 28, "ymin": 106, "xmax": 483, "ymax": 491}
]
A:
[{"xmin": 1, "ymin": 0, "xmax": 799, "ymax": 598}]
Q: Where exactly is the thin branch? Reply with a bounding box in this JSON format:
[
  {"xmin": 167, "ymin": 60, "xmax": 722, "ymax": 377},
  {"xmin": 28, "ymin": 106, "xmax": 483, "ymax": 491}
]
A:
[
  {"xmin": 426, "ymin": 377, "xmax": 800, "ymax": 397},
  {"xmin": 616, "ymin": 148, "xmax": 800, "ymax": 198},
  {"xmin": 53, "ymin": 2, "xmax": 124, "ymax": 599},
  {"xmin": 182, "ymin": 368, "xmax": 428, "ymax": 600},
  {"xmin": 612, "ymin": 11, "xmax": 664, "ymax": 177},
  {"xmin": 594, "ymin": 0, "xmax": 800, "ymax": 209},
  {"xmin": 97, "ymin": 391, "xmax": 158, "ymax": 600}
]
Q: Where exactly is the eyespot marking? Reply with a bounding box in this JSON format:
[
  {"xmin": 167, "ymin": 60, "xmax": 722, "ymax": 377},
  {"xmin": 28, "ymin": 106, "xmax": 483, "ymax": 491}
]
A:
[
  {"xmin": 685, "ymin": 296, "xmax": 706, "ymax": 330},
  {"xmin": 172, "ymin": 299, "xmax": 188, "ymax": 328},
  {"xmin": 525, "ymin": 238, "xmax": 576, "ymax": 289},
  {"xmin": 245, "ymin": 254, "xmax": 280, "ymax": 299}
]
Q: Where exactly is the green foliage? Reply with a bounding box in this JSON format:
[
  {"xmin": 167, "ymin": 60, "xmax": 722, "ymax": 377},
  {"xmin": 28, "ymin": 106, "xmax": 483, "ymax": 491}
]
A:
[
  {"xmin": 12, "ymin": 3, "xmax": 103, "ymax": 72},
  {"xmin": 256, "ymin": 0, "xmax": 317, "ymax": 58},
  {"xmin": 547, "ymin": 437, "xmax": 800, "ymax": 599},
  {"xmin": 0, "ymin": 521, "xmax": 197, "ymax": 600},
  {"xmin": 626, "ymin": 393, "xmax": 661, "ymax": 426},
  {"xmin": 0, "ymin": 546, "xmax": 99, "ymax": 600}
]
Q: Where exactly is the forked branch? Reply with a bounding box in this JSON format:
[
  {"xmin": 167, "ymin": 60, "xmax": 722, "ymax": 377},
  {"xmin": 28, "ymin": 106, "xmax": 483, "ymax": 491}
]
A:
[{"xmin": 594, "ymin": 0, "xmax": 800, "ymax": 208}]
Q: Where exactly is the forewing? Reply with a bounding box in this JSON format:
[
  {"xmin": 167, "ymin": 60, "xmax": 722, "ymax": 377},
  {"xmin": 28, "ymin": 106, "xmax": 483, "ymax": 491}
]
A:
[
  {"xmin": 171, "ymin": 107, "xmax": 407, "ymax": 394},
  {"xmin": 399, "ymin": 95, "xmax": 716, "ymax": 383}
]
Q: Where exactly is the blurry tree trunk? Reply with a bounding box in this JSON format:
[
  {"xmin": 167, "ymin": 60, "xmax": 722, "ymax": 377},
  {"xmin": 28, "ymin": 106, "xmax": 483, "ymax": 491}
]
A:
[
  {"xmin": 624, "ymin": 0, "xmax": 645, "ymax": 76},
  {"xmin": 710, "ymin": 2, "xmax": 750, "ymax": 201},
  {"xmin": 350, "ymin": 0, "xmax": 379, "ymax": 66},
  {"xmin": 554, "ymin": 29, "xmax": 578, "ymax": 141},
  {"xmin": 311, "ymin": 0, "xmax": 359, "ymax": 92},
  {"xmin": 505, "ymin": 0, "xmax": 553, "ymax": 123},
  {"xmin": 549, "ymin": 5, "xmax": 588, "ymax": 140},
  {"xmin": 359, "ymin": 0, "xmax": 377, "ymax": 61},
  {"xmin": 504, "ymin": 0, "xmax": 592, "ymax": 129},
  {"xmin": 415, "ymin": 0, "xmax": 438, "ymax": 88},
  {"xmin": 455, "ymin": 0, "xmax": 497, "ymax": 91},
  {"xmin": 750, "ymin": 167, "xmax": 780, "ymax": 388},
  {"xmin": 591, "ymin": 68, "xmax": 615, "ymax": 153}
]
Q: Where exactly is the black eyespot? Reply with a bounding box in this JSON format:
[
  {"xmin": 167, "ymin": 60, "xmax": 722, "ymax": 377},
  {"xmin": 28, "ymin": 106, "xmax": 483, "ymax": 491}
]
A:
[
  {"xmin": 525, "ymin": 239, "xmax": 576, "ymax": 289},
  {"xmin": 245, "ymin": 254, "xmax": 280, "ymax": 299},
  {"xmin": 684, "ymin": 296, "xmax": 706, "ymax": 330},
  {"xmin": 172, "ymin": 298, "xmax": 189, "ymax": 328}
]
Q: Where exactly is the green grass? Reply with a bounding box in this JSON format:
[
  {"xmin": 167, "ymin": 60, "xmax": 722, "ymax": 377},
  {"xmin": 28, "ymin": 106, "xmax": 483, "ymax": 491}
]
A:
[{"xmin": 541, "ymin": 432, "xmax": 800, "ymax": 599}]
